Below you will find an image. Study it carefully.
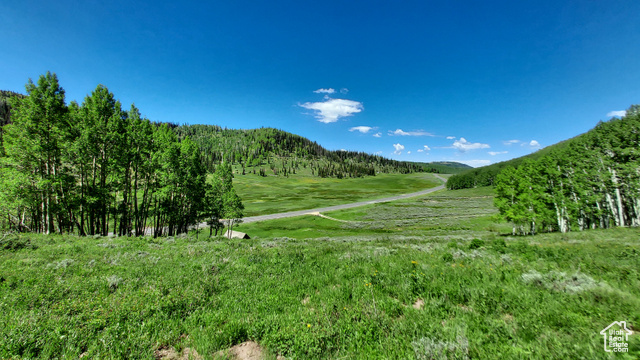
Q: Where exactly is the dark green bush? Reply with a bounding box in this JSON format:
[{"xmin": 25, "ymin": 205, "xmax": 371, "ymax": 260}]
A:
[{"xmin": 469, "ymin": 238, "xmax": 484, "ymax": 250}]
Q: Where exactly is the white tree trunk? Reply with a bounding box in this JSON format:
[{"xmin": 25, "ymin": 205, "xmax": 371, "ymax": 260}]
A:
[{"xmin": 609, "ymin": 168, "xmax": 626, "ymax": 227}]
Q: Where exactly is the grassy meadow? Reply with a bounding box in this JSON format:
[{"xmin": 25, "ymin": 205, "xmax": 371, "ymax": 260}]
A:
[
  {"xmin": 231, "ymin": 170, "xmax": 442, "ymax": 216},
  {"xmin": 1, "ymin": 187, "xmax": 639, "ymax": 359}
]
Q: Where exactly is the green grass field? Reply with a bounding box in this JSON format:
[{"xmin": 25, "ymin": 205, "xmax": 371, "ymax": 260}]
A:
[
  {"xmin": 231, "ymin": 171, "xmax": 442, "ymax": 216},
  {"xmin": 1, "ymin": 187, "xmax": 639, "ymax": 359}
]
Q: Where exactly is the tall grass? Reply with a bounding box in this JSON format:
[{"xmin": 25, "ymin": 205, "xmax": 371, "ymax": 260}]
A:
[{"xmin": 1, "ymin": 187, "xmax": 638, "ymax": 359}]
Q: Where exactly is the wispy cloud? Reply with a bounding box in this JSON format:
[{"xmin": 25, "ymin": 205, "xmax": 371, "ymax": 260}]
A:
[
  {"xmin": 446, "ymin": 136, "xmax": 456, "ymax": 140},
  {"xmin": 503, "ymin": 139, "xmax": 520, "ymax": 146},
  {"xmin": 488, "ymin": 151, "xmax": 508, "ymax": 156},
  {"xmin": 452, "ymin": 137, "xmax": 490, "ymax": 152},
  {"xmin": 349, "ymin": 126, "xmax": 375, "ymax": 134},
  {"xmin": 607, "ymin": 110, "xmax": 626, "ymax": 118},
  {"xmin": 417, "ymin": 145, "xmax": 430, "ymax": 153},
  {"xmin": 300, "ymin": 98, "xmax": 364, "ymax": 123},
  {"xmin": 373, "ymin": 132, "xmax": 382, "ymax": 138},
  {"xmin": 313, "ymin": 88, "xmax": 335, "ymax": 94},
  {"xmin": 388, "ymin": 129, "xmax": 434, "ymax": 136},
  {"xmin": 340, "ymin": 88, "xmax": 349, "ymax": 94},
  {"xmin": 393, "ymin": 143, "xmax": 405, "ymax": 155},
  {"xmin": 375, "ymin": 150, "xmax": 383, "ymax": 155}
]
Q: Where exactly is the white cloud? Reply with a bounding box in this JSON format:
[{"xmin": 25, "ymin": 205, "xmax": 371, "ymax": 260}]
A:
[
  {"xmin": 527, "ymin": 140, "xmax": 541, "ymax": 148},
  {"xmin": 446, "ymin": 136, "xmax": 456, "ymax": 140},
  {"xmin": 452, "ymin": 137, "xmax": 490, "ymax": 152},
  {"xmin": 423, "ymin": 145, "xmax": 431, "ymax": 151},
  {"xmin": 503, "ymin": 139, "xmax": 520, "ymax": 146},
  {"xmin": 407, "ymin": 151, "xmax": 411, "ymax": 154},
  {"xmin": 607, "ymin": 110, "xmax": 626, "ymax": 118},
  {"xmin": 417, "ymin": 149, "xmax": 424, "ymax": 152},
  {"xmin": 375, "ymin": 150, "xmax": 383, "ymax": 155},
  {"xmin": 340, "ymin": 88, "xmax": 349, "ymax": 94},
  {"xmin": 389, "ymin": 129, "xmax": 434, "ymax": 136},
  {"xmin": 488, "ymin": 151, "xmax": 508, "ymax": 156},
  {"xmin": 393, "ymin": 143, "xmax": 405, "ymax": 155},
  {"xmin": 373, "ymin": 132, "xmax": 382, "ymax": 138},
  {"xmin": 300, "ymin": 98, "xmax": 364, "ymax": 123},
  {"xmin": 349, "ymin": 126, "xmax": 374, "ymax": 134},
  {"xmin": 313, "ymin": 88, "xmax": 335, "ymax": 94}
]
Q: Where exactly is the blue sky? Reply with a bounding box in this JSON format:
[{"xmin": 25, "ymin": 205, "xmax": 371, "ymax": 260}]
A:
[{"xmin": 2, "ymin": 0, "xmax": 640, "ymax": 167}]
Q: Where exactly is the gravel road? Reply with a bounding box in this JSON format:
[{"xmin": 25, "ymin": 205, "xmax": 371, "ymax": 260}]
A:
[{"xmin": 236, "ymin": 174, "xmax": 447, "ymax": 224}]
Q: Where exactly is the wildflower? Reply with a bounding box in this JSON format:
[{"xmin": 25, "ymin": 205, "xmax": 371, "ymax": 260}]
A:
[
  {"xmin": 307, "ymin": 324, "xmax": 311, "ymax": 328},
  {"xmin": 411, "ymin": 261, "xmax": 418, "ymax": 264}
]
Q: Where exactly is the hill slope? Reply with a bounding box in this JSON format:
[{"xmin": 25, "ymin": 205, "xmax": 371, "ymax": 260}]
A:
[
  {"xmin": 447, "ymin": 131, "xmax": 590, "ymax": 189},
  {"xmin": 174, "ymin": 124, "xmax": 468, "ymax": 177},
  {"xmin": 492, "ymin": 105, "xmax": 640, "ymax": 234}
]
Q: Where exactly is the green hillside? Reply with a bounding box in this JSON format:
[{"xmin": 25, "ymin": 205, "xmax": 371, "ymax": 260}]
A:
[
  {"xmin": 494, "ymin": 105, "xmax": 640, "ymax": 234},
  {"xmin": 447, "ymin": 131, "xmax": 589, "ymax": 189},
  {"xmin": 174, "ymin": 124, "xmax": 466, "ymax": 177}
]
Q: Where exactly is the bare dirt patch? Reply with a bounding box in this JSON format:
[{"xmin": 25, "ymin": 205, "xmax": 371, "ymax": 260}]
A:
[
  {"xmin": 155, "ymin": 346, "xmax": 202, "ymax": 360},
  {"xmin": 413, "ymin": 298, "xmax": 425, "ymax": 309},
  {"xmin": 215, "ymin": 341, "xmax": 271, "ymax": 360}
]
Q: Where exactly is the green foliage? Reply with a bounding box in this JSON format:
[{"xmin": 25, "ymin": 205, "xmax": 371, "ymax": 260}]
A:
[
  {"xmin": 446, "ymin": 136, "xmax": 575, "ymax": 190},
  {"xmin": 0, "ymin": 232, "xmax": 37, "ymax": 251},
  {"xmin": 468, "ymin": 238, "xmax": 484, "ymax": 250},
  {"xmin": 1, "ymin": 187, "xmax": 638, "ymax": 359},
  {"xmin": 493, "ymin": 106, "xmax": 640, "ymax": 234},
  {"xmin": 173, "ymin": 124, "xmax": 460, "ymax": 178},
  {"xmin": 0, "ymin": 74, "xmax": 242, "ymax": 236}
]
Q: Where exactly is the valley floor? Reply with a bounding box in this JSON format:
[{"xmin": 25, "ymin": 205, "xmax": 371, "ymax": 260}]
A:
[{"xmin": 1, "ymin": 187, "xmax": 639, "ymax": 359}]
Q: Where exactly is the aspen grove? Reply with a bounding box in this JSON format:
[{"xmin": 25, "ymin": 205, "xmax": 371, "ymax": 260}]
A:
[
  {"xmin": 0, "ymin": 73, "xmax": 243, "ymax": 236},
  {"xmin": 494, "ymin": 106, "xmax": 640, "ymax": 235}
]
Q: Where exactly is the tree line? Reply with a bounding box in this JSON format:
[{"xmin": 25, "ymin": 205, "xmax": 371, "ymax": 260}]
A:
[
  {"xmin": 494, "ymin": 106, "xmax": 640, "ymax": 234},
  {"xmin": 0, "ymin": 72, "xmax": 243, "ymax": 236}
]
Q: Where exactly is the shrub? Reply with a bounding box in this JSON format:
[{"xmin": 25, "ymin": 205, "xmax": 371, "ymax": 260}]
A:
[
  {"xmin": 491, "ymin": 238, "xmax": 507, "ymax": 253},
  {"xmin": 0, "ymin": 232, "xmax": 37, "ymax": 251},
  {"xmin": 468, "ymin": 238, "xmax": 484, "ymax": 250},
  {"xmin": 521, "ymin": 270, "xmax": 599, "ymax": 293}
]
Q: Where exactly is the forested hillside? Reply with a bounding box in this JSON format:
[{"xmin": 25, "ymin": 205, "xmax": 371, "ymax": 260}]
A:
[
  {"xmin": 494, "ymin": 105, "xmax": 640, "ymax": 234},
  {"xmin": 446, "ymin": 140, "xmax": 573, "ymax": 190},
  {"xmin": 173, "ymin": 125, "xmax": 459, "ymax": 178},
  {"xmin": 0, "ymin": 73, "xmax": 242, "ymax": 236}
]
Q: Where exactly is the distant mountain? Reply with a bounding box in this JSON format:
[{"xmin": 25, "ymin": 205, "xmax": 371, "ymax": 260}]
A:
[{"xmin": 174, "ymin": 125, "xmax": 466, "ymax": 177}]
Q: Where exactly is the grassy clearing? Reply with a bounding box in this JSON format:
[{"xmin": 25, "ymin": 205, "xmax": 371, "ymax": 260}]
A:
[
  {"xmin": 232, "ymin": 171, "xmax": 441, "ymax": 216},
  {"xmin": 1, "ymin": 187, "xmax": 639, "ymax": 359}
]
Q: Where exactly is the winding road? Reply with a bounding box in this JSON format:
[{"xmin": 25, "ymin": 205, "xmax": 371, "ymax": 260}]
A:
[{"xmin": 236, "ymin": 174, "xmax": 448, "ymax": 224}]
